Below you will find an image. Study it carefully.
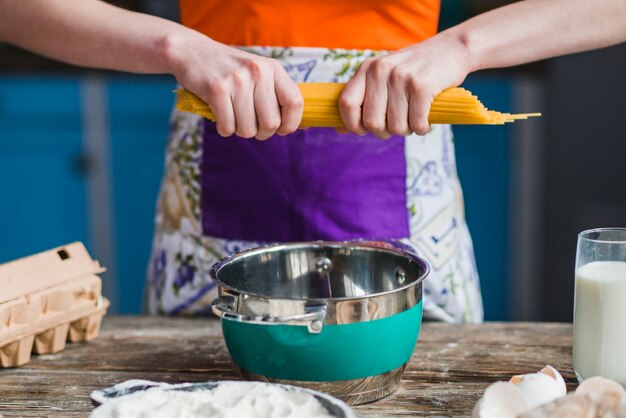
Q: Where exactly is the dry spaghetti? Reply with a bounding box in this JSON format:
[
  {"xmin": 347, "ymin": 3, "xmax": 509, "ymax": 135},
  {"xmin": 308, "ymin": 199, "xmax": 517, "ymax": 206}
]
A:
[{"xmin": 176, "ymin": 82, "xmax": 539, "ymax": 128}]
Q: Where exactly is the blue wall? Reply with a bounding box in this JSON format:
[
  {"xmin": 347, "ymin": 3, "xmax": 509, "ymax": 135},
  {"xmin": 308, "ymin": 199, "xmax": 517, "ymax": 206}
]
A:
[
  {"xmin": 107, "ymin": 78, "xmax": 172, "ymax": 313},
  {"xmin": 0, "ymin": 77, "xmax": 89, "ymax": 262}
]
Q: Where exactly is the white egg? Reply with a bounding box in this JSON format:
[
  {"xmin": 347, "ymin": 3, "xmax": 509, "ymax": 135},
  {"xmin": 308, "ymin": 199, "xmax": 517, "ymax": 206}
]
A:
[
  {"xmin": 473, "ymin": 381, "xmax": 528, "ymax": 418},
  {"xmin": 575, "ymin": 376, "xmax": 625, "ymax": 400},
  {"xmin": 539, "ymin": 365, "xmax": 566, "ymax": 389},
  {"xmin": 509, "ymin": 365, "xmax": 567, "ymax": 411}
]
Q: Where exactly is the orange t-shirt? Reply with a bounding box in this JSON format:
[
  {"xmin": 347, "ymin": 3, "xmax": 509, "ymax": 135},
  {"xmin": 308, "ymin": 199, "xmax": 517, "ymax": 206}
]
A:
[{"xmin": 179, "ymin": 0, "xmax": 440, "ymax": 51}]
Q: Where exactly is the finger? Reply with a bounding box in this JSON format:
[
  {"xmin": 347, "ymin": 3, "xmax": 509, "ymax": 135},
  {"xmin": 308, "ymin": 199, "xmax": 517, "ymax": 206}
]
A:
[
  {"xmin": 202, "ymin": 84, "xmax": 235, "ymax": 137},
  {"xmin": 232, "ymin": 78, "xmax": 257, "ymax": 139},
  {"xmin": 339, "ymin": 64, "xmax": 367, "ymax": 135},
  {"xmin": 387, "ymin": 69, "xmax": 411, "ymax": 136},
  {"xmin": 274, "ymin": 69, "xmax": 303, "ymax": 135},
  {"xmin": 335, "ymin": 127, "xmax": 350, "ymax": 134},
  {"xmin": 408, "ymin": 86, "xmax": 432, "ymax": 136},
  {"xmin": 253, "ymin": 76, "xmax": 281, "ymax": 140},
  {"xmin": 362, "ymin": 60, "xmax": 391, "ymax": 139}
]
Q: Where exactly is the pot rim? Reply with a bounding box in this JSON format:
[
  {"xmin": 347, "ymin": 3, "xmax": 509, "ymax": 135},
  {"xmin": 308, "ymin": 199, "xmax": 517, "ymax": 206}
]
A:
[{"xmin": 209, "ymin": 240, "xmax": 429, "ymax": 302}]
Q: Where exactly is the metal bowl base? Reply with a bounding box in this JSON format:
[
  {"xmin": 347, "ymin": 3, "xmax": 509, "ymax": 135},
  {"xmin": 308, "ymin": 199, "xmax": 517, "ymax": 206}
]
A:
[{"xmin": 239, "ymin": 363, "xmax": 406, "ymax": 405}]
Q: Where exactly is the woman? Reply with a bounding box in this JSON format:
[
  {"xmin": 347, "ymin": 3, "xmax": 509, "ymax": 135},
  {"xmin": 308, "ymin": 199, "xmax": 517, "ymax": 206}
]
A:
[
  {"xmin": 1, "ymin": 0, "xmax": 624, "ymax": 322},
  {"xmin": 154, "ymin": 0, "xmax": 483, "ymax": 322}
]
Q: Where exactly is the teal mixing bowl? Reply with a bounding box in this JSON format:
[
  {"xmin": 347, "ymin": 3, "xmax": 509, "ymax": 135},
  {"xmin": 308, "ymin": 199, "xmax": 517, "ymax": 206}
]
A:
[{"xmin": 210, "ymin": 241, "xmax": 429, "ymax": 405}]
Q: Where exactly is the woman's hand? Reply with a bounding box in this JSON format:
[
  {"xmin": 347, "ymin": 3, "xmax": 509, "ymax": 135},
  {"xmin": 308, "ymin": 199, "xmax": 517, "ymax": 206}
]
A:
[
  {"xmin": 339, "ymin": 33, "xmax": 471, "ymax": 139},
  {"xmin": 165, "ymin": 32, "xmax": 304, "ymax": 140}
]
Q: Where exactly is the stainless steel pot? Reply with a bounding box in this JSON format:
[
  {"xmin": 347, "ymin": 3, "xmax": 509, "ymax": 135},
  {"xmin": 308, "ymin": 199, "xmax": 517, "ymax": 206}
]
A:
[{"xmin": 210, "ymin": 241, "xmax": 429, "ymax": 405}]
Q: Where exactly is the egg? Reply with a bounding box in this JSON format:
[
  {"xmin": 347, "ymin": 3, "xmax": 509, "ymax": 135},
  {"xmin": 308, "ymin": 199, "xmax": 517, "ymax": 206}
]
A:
[
  {"xmin": 518, "ymin": 393, "xmax": 593, "ymax": 418},
  {"xmin": 520, "ymin": 377, "xmax": 626, "ymax": 418},
  {"xmin": 473, "ymin": 365, "xmax": 567, "ymax": 418},
  {"xmin": 509, "ymin": 365, "xmax": 567, "ymax": 410},
  {"xmin": 472, "ymin": 381, "xmax": 528, "ymax": 418},
  {"xmin": 474, "ymin": 366, "xmax": 626, "ymax": 418},
  {"xmin": 575, "ymin": 376, "xmax": 625, "ymax": 401}
]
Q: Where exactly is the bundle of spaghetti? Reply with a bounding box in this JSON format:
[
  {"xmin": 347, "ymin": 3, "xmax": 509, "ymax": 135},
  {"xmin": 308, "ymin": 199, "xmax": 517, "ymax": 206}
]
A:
[{"xmin": 176, "ymin": 82, "xmax": 539, "ymax": 127}]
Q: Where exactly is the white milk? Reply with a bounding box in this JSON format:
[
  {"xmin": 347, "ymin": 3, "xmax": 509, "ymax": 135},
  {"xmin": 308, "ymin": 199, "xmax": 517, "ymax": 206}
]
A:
[{"xmin": 573, "ymin": 261, "xmax": 626, "ymax": 386}]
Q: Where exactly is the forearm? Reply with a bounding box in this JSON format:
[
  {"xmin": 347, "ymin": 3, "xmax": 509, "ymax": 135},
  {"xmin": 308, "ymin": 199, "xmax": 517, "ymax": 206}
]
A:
[
  {"xmin": 0, "ymin": 0, "xmax": 303, "ymax": 140},
  {"xmin": 0, "ymin": 0, "xmax": 204, "ymax": 74},
  {"xmin": 446, "ymin": 0, "xmax": 626, "ymax": 72}
]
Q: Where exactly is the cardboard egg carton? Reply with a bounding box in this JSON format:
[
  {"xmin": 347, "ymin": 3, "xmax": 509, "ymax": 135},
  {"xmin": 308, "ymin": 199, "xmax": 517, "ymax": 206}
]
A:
[{"xmin": 0, "ymin": 242, "xmax": 109, "ymax": 367}]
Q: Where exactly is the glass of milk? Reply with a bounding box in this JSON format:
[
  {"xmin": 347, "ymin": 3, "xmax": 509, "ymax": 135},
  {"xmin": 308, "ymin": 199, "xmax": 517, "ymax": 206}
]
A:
[{"xmin": 573, "ymin": 227, "xmax": 626, "ymax": 386}]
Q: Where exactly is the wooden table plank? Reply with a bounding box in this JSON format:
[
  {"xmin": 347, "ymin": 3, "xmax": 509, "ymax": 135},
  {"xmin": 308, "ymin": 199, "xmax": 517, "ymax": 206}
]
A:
[{"xmin": 0, "ymin": 316, "xmax": 575, "ymax": 417}]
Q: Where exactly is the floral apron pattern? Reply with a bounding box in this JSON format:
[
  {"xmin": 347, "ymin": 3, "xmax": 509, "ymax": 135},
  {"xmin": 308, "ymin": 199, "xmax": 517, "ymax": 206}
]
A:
[{"xmin": 147, "ymin": 46, "xmax": 483, "ymax": 323}]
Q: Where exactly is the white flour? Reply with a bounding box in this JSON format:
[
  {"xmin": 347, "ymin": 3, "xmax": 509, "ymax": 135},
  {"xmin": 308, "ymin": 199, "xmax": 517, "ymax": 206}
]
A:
[{"xmin": 90, "ymin": 382, "xmax": 336, "ymax": 418}]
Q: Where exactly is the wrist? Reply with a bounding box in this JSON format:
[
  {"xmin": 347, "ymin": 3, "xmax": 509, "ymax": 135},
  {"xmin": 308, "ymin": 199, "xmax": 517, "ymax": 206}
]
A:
[
  {"xmin": 159, "ymin": 26, "xmax": 217, "ymax": 75},
  {"xmin": 441, "ymin": 26, "xmax": 479, "ymax": 74}
]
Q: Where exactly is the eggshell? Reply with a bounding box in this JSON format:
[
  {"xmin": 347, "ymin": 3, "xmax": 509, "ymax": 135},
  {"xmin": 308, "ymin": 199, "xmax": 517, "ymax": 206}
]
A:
[
  {"xmin": 518, "ymin": 393, "xmax": 593, "ymax": 418},
  {"xmin": 472, "ymin": 381, "xmax": 528, "ymax": 418},
  {"xmin": 576, "ymin": 376, "xmax": 625, "ymax": 401},
  {"xmin": 509, "ymin": 365, "xmax": 567, "ymax": 410},
  {"xmin": 539, "ymin": 365, "xmax": 566, "ymax": 389}
]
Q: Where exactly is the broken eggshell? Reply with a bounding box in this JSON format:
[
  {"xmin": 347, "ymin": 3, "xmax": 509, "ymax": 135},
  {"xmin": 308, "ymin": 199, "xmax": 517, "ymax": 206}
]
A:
[
  {"xmin": 518, "ymin": 393, "xmax": 593, "ymax": 418},
  {"xmin": 575, "ymin": 376, "xmax": 625, "ymax": 399},
  {"xmin": 520, "ymin": 378, "xmax": 626, "ymax": 418},
  {"xmin": 473, "ymin": 365, "xmax": 566, "ymax": 418},
  {"xmin": 472, "ymin": 382, "xmax": 528, "ymax": 418},
  {"xmin": 509, "ymin": 365, "xmax": 567, "ymax": 410}
]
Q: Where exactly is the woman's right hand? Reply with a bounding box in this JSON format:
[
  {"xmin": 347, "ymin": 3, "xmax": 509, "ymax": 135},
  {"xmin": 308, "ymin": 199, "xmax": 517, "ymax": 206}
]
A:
[{"xmin": 165, "ymin": 31, "xmax": 304, "ymax": 140}]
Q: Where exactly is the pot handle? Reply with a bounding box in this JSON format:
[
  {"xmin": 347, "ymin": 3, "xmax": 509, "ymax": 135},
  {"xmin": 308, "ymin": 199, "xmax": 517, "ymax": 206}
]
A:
[{"xmin": 211, "ymin": 295, "xmax": 327, "ymax": 334}]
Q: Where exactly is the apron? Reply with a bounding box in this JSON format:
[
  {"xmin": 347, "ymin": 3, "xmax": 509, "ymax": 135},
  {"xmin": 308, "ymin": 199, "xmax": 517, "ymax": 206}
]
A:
[{"xmin": 147, "ymin": 46, "xmax": 484, "ymax": 323}]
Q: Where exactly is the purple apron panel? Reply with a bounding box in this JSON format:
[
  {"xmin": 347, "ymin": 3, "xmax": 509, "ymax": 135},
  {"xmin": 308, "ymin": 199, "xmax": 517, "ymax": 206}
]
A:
[{"xmin": 201, "ymin": 121, "xmax": 409, "ymax": 242}]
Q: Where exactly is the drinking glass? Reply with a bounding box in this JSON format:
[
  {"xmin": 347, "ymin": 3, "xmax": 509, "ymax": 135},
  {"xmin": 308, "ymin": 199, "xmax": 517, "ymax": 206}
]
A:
[{"xmin": 573, "ymin": 227, "xmax": 626, "ymax": 385}]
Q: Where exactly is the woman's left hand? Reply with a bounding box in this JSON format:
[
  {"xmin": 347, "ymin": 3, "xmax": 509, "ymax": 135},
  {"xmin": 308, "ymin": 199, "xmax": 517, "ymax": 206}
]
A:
[{"xmin": 339, "ymin": 33, "xmax": 471, "ymax": 139}]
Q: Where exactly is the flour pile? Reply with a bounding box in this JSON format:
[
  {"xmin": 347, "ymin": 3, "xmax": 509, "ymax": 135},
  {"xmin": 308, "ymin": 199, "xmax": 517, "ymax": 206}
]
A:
[{"xmin": 90, "ymin": 382, "xmax": 336, "ymax": 418}]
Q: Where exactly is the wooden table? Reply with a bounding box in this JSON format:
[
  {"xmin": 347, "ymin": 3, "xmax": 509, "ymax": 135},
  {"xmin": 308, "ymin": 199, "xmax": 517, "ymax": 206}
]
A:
[{"xmin": 0, "ymin": 316, "xmax": 576, "ymax": 417}]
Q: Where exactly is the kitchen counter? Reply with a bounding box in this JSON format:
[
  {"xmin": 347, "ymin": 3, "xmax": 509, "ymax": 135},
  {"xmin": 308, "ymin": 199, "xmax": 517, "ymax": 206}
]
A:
[{"xmin": 0, "ymin": 316, "xmax": 575, "ymax": 417}]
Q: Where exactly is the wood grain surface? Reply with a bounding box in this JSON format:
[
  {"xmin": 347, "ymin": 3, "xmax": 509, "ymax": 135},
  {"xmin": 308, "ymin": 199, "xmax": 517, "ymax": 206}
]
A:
[{"xmin": 0, "ymin": 316, "xmax": 576, "ymax": 417}]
